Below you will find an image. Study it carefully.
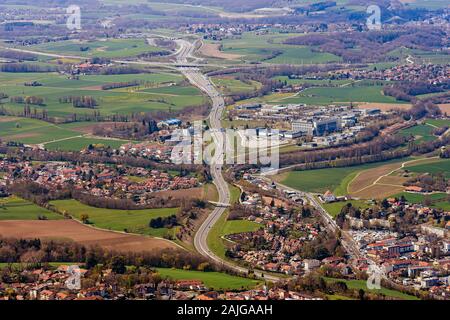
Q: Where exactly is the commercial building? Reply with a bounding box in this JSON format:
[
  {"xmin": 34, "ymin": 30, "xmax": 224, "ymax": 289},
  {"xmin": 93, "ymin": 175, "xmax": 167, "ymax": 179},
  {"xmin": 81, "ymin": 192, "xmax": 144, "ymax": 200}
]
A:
[{"xmin": 292, "ymin": 118, "xmax": 341, "ymax": 136}]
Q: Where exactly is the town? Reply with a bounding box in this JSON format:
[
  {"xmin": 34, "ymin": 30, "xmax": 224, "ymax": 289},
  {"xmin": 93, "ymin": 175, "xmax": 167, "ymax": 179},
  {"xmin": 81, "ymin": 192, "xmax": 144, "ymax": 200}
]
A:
[{"xmin": 0, "ymin": 0, "xmax": 449, "ymax": 306}]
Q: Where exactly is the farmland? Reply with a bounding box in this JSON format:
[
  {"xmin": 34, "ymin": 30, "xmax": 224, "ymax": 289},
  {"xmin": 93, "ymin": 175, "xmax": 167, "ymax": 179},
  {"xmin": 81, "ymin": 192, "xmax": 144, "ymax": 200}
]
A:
[
  {"xmin": 50, "ymin": 199, "xmax": 179, "ymax": 238},
  {"xmin": 323, "ymin": 277, "xmax": 419, "ymax": 300},
  {"xmin": 392, "ymin": 192, "xmax": 449, "ymax": 211},
  {"xmin": 272, "ymin": 77, "xmax": 354, "ymax": 87},
  {"xmin": 28, "ymin": 39, "xmax": 167, "ymax": 59},
  {"xmin": 280, "ymin": 83, "xmax": 402, "ymax": 105},
  {"xmin": 276, "ymin": 158, "xmax": 409, "ymax": 196},
  {"xmin": 0, "ymin": 196, "xmax": 63, "ymax": 220},
  {"xmin": 404, "ymin": 158, "xmax": 450, "ymax": 179},
  {"xmin": 0, "ymin": 116, "xmax": 79, "ymax": 144},
  {"xmin": 0, "ymin": 220, "xmax": 177, "ymax": 251},
  {"xmin": 211, "ymin": 76, "xmax": 261, "ymax": 95},
  {"xmin": 346, "ymin": 157, "xmax": 448, "ymax": 199},
  {"xmin": 0, "ymin": 116, "xmax": 129, "ymax": 150},
  {"xmin": 398, "ymin": 124, "xmax": 437, "ymax": 144},
  {"xmin": 0, "ymin": 71, "xmax": 206, "ymax": 118},
  {"xmin": 217, "ymin": 32, "xmax": 341, "ymax": 65},
  {"xmin": 155, "ymin": 268, "xmax": 261, "ymax": 290},
  {"xmin": 44, "ymin": 137, "xmax": 126, "ymax": 151},
  {"xmin": 230, "ymin": 80, "xmax": 409, "ymax": 107}
]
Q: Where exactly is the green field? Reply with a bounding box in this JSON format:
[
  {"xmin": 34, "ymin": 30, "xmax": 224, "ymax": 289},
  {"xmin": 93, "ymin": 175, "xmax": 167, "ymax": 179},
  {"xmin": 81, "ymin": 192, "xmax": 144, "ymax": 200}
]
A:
[
  {"xmin": 0, "ymin": 71, "xmax": 206, "ymax": 117},
  {"xmin": 392, "ymin": 192, "xmax": 449, "ymax": 210},
  {"xmin": 222, "ymin": 220, "xmax": 262, "ymax": 236},
  {"xmin": 281, "ymin": 83, "xmax": 401, "ymax": 105},
  {"xmin": 278, "ymin": 158, "xmax": 409, "ymax": 195},
  {"xmin": 425, "ymin": 119, "xmax": 450, "ymax": 128},
  {"xmin": 45, "ymin": 137, "xmax": 126, "ymax": 151},
  {"xmin": 404, "ymin": 158, "xmax": 450, "ymax": 178},
  {"xmin": 156, "ymin": 268, "xmax": 260, "ymax": 290},
  {"xmin": 218, "ymin": 32, "xmax": 341, "ymax": 64},
  {"xmin": 49, "ymin": 199, "xmax": 178, "ymax": 237},
  {"xmin": 212, "ymin": 77, "xmax": 261, "ymax": 95},
  {"xmin": 0, "ymin": 116, "xmax": 79, "ymax": 144},
  {"xmin": 272, "ymin": 76, "xmax": 353, "ymax": 87},
  {"xmin": 324, "ymin": 277, "xmax": 419, "ymax": 300},
  {"xmin": 398, "ymin": 124, "xmax": 437, "ymax": 144},
  {"xmin": 322, "ymin": 200, "xmax": 372, "ymax": 218},
  {"xmin": 0, "ymin": 116, "xmax": 129, "ymax": 150},
  {"xmin": 0, "ymin": 196, "xmax": 63, "ymax": 220},
  {"xmin": 207, "ymin": 184, "xmax": 241, "ymax": 259},
  {"xmin": 29, "ymin": 39, "xmax": 166, "ymax": 59}
]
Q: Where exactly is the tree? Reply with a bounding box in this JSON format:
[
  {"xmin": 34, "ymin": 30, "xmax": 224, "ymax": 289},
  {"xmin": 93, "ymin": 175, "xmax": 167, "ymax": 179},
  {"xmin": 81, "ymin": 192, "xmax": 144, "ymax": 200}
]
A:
[
  {"xmin": 270, "ymin": 198, "xmax": 275, "ymax": 207},
  {"xmin": 358, "ymin": 289, "xmax": 365, "ymax": 300},
  {"xmin": 80, "ymin": 214, "xmax": 89, "ymax": 224},
  {"xmin": 110, "ymin": 256, "xmax": 126, "ymax": 274},
  {"xmin": 85, "ymin": 252, "xmax": 98, "ymax": 269},
  {"xmin": 197, "ymin": 262, "xmax": 211, "ymax": 272}
]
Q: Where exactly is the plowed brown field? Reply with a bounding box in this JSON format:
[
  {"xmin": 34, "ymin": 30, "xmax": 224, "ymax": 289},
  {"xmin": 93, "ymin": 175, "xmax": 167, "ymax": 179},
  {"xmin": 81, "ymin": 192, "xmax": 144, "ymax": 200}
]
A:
[{"xmin": 0, "ymin": 220, "xmax": 177, "ymax": 252}]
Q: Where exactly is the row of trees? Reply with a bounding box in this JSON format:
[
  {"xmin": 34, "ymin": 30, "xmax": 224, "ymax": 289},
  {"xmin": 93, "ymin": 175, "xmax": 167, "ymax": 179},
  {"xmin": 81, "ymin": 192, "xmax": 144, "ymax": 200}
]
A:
[
  {"xmin": 101, "ymin": 80, "xmax": 140, "ymax": 90},
  {"xmin": 149, "ymin": 215, "xmax": 178, "ymax": 229},
  {"xmin": 384, "ymin": 81, "xmax": 449, "ymax": 103},
  {"xmin": 10, "ymin": 96, "xmax": 45, "ymax": 106},
  {"xmin": 0, "ymin": 63, "xmax": 57, "ymax": 73},
  {"xmin": 0, "ymin": 50, "xmax": 37, "ymax": 61},
  {"xmin": 58, "ymin": 96, "xmax": 99, "ymax": 109},
  {"xmin": 0, "ymin": 237, "xmax": 207, "ymax": 271}
]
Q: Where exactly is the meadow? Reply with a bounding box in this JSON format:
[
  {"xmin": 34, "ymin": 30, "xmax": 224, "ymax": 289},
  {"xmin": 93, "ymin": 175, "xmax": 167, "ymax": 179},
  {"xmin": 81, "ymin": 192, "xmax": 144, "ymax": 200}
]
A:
[
  {"xmin": 211, "ymin": 77, "xmax": 261, "ymax": 95},
  {"xmin": 0, "ymin": 71, "xmax": 206, "ymax": 118},
  {"xmin": 398, "ymin": 124, "xmax": 437, "ymax": 144},
  {"xmin": 155, "ymin": 268, "xmax": 261, "ymax": 290},
  {"xmin": 392, "ymin": 192, "xmax": 449, "ymax": 211},
  {"xmin": 207, "ymin": 184, "xmax": 241, "ymax": 259},
  {"xmin": 49, "ymin": 199, "xmax": 179, "ymax": 237},
  {"xmin": 231, "ymin": 80, "xmax": 407, "ymax": 106},
  {"xmin": 222, "ymin": 220, "xmax": 262, "ymax": 236},
  {"xmin": 281, "ymin": 83, "xmax": 401, "ymax": 105},
  {"xmin": 44, "ymin": 137, "xmax": 126, "ymax": 151},
  {"xmin": 218, "ymin": 32, "xmax": 341, "ymax": 64},
  {"xmin": 0, "ymin": 116, "xmax": 129, "ymax": 150},
  {"xmin": 277, "ymin": 158, "xmax": 409, "ymax": 195},
  {"xmin": 425, "ymin": 119, "xmax": 450, "ymax": 128},
  {"xmin": 0, "ymin": 196, "xmax": 63, "ymax": 220},
  {"xmin": 28, "ymin": 39, "xmax": 167, "ymax": 59},
  {"xmin": 322, "ymin": 200, "xmax": 372, "ymax": 218},
  {"xmin": 272, "ymin": 76, "xmax": 353, "ymax": 86},
  {"xmin": 324, "ymin": 277, "xmax": 419, "ymax": 300},
  {"xmin": 404, "ymin": 158, "xmax": 450, "ymax": 179}
]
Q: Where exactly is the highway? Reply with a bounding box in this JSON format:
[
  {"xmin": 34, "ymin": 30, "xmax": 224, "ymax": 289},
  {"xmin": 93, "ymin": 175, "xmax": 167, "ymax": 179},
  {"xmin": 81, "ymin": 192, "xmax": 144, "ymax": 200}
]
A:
[
  {"xmin": 175, "ymin": 40, "xmax": 282, "ymax": 282},
  {"xmin": 172, "ymin": 39, "xmax": 376, "ymax": 283}
]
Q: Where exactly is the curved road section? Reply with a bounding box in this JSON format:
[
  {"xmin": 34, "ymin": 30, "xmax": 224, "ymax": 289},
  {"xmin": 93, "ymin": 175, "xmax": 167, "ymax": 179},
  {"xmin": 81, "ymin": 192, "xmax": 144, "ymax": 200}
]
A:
[{"xmin": 177, "ymin": 42, "xmax": 281, "ymax": 282}]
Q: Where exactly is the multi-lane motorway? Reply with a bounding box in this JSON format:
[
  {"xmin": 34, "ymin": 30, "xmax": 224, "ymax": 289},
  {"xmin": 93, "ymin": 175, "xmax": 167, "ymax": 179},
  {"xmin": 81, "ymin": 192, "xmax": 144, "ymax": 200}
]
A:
[{"xmin": 176, "ymin": 40, "xmax": 282, "ymax": 282}]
